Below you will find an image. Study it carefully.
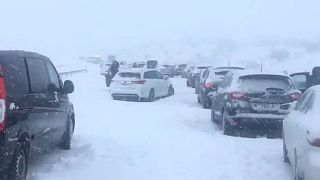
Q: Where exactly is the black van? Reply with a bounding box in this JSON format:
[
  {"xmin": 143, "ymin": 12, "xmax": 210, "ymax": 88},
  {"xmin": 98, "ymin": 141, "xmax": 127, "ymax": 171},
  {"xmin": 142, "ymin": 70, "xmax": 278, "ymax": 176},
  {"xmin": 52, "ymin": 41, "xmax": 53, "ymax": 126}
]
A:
[{"xmin": 0, "ymin": 51, "xmax": 75, "ymax": 180}]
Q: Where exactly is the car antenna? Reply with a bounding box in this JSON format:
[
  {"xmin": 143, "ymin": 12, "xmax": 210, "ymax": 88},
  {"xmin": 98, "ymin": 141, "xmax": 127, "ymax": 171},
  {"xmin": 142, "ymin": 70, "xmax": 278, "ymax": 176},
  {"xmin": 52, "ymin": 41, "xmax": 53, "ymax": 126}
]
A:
[{"xmin": 260, "ymin": 58, "xmax": 264, "ymax": 72}]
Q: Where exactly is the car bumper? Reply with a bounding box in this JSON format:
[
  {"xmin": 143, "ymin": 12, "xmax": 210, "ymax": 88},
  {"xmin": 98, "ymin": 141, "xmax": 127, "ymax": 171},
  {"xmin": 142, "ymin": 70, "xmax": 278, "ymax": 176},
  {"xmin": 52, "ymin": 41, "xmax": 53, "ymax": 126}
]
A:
[
  {"xmin": 228, "ymin": 113, "xmax": 287, "ymax": 128},
  {"xmin": 110, "ymin": 87, "xmax": 148, "ymax": 99}
]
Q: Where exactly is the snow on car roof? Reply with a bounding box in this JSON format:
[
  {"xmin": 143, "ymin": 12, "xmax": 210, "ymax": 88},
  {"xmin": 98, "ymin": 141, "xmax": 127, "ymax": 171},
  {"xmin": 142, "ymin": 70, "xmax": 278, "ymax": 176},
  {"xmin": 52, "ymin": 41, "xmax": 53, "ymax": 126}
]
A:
[
  {"xmin": 233, "ymin": 70, "xmax": 289, "ymax": 78},
  {"xmin": 118, "ymin": 68, "xmax": 158, "ymax": 74}
]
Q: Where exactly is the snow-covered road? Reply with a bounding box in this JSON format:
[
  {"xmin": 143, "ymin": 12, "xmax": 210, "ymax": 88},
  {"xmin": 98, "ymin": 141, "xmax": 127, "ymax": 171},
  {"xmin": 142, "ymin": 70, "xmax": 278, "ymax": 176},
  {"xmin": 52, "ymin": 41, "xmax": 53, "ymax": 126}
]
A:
[{"xmin": 28, "ymin": 65, "xmax": 293, "ymax": 180}]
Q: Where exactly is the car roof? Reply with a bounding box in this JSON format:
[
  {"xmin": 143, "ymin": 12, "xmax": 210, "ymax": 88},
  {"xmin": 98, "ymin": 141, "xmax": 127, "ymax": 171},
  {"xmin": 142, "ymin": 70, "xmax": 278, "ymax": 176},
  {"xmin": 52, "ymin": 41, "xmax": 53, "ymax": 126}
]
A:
[
  {"xmin": 214, "ymin": 66, "xmax": 245, "ymax": 70},
  {"xmin": 0, "ymin": 50, "xmax": 49, "ymax": 60},
  {"xmin": 119, "ymin": 68, "xmax": 159, "ymax": 74},
  {"xmin": 232, "ymin": 71, "xmax": 290, "ymax": 78}
]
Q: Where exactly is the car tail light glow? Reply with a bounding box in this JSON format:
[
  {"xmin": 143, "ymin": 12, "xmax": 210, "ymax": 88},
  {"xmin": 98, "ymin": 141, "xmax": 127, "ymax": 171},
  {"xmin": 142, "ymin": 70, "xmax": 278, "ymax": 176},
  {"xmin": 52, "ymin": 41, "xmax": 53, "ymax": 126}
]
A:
[
  {"xmin": 132, "ymin": 80, "xmax": 146, "ymax": 84},
  {"xmin": 0, "ymin": 66, "xmax": 6, "ymax": 132},
  {"xmin": 289, "ymin": 92, "xmax": 301, "ymax": 101},
  {"xmin": 308, "ymin": 138, "xmax": 320, "ymax": 147},
  {"xmin": 229, "ymin": 92, "xmax": 247, "ymax": 100},
  {"xmin": 205, "ymin": 82, "xmax": 217, "ymax": 89}
]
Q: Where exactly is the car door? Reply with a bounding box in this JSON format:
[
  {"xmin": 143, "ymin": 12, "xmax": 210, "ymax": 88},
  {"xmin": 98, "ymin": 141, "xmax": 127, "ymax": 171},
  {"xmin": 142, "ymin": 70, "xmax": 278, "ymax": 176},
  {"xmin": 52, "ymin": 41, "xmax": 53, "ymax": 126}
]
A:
[
  {"xmin": 45, "ymin": 60, "xmax": 69, "ymax": 144},
  {"xmin": 143, "ymin": 71, "xmax": 159, "ymax": 97},
  {"xmin": 285, "ymin": 90, "xmax": 312, "ymax": 160},
  {"xmin": 154, "ymin": 71, "xmax": 168, "ymax": 96},
  {"xmin": 26, "ymin": 57, "xmax": 55, "ymax": 151},
  {"xmin": 150, "ymin": 71, "xmax": 163, "ymax": 97},
  {"xmin": 290, "ymin": 72, "xmax": 309, "ymax": 93},
  {"xmin": 214, "ymin": 73, "xmax": 233, "ymax": 121}
]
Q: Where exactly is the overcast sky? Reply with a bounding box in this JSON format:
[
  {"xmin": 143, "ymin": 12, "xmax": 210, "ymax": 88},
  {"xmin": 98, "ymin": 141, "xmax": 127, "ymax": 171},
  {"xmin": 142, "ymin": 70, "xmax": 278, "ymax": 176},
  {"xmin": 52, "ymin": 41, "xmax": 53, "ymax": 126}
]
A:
[{"xmin": 0, "ymin": 0, "xmax": 319, "ymax": 63}]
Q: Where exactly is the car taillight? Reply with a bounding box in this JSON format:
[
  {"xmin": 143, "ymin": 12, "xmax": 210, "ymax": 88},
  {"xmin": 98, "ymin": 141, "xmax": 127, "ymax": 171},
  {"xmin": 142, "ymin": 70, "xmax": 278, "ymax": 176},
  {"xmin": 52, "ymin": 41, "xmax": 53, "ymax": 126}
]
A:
[
  {"xmin": 205, "ymin": 82, "xmax": 217, "ymax": 89},
  {"xmin": 289, "ymin": 92, "xmax": 301, "ymax": 101},
  {"xmin": 0, "ymin": 66, "xmax": 6, "ymax": 132},
  {"xmin": 132, "ymin": 80, "xmax": 146, "ymax": 84},
  {"xmin": 229, "ymin": 92, "xmax": 247, "ymax": 100},
  {"xmin": 308, "ymin": 138, "xmax": 320, "ymax": 147}
]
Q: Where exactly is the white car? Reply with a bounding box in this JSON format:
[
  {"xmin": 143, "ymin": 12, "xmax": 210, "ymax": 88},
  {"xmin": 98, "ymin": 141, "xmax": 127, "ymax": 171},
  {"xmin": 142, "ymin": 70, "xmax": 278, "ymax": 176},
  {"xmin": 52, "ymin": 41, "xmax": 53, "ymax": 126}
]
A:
[
  {"xmin": 283, "ymin": 85, "xmax": 320, "ymax": 180},
  {"xmin": 110, "ymin": 69, "xmax": 174, "ymax": 101}
]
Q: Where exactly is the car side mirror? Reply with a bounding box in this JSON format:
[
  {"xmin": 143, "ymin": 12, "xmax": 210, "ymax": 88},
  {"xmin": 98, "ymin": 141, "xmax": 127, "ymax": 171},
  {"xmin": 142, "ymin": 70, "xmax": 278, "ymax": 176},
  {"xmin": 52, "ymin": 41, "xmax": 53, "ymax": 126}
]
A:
[
  {"xmin": 164, "ymin": 75, "xmax": 169, "ymax": 80},
  {"xmin": 63, "ymin": 80, "xmax": 74, "ymax": 94}
]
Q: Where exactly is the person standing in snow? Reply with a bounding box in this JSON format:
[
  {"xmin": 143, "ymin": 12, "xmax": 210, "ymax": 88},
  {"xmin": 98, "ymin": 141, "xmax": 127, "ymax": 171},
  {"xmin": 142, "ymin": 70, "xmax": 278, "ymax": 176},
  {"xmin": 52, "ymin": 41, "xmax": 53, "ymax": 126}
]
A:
[
  {"xmin": 105, "ymin": 55, "xmax": 119, "ymax": 87},
  {"xmin": 110, "ymin": 60, "xmax": 120, "ymax": 78}
]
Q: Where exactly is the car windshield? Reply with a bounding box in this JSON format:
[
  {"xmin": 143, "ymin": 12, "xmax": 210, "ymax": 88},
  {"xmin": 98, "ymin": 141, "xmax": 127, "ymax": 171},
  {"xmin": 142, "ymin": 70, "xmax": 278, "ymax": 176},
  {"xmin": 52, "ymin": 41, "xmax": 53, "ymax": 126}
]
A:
[
  {"xmin": 239, "ymin": 75, "xmax": 293, "ymax": 92},
  {"xmin": 178, "ymin": 64, "xmax": 187, "ymax": 68},
  {"xmin": 118, "ymin": 72, "xmax": 141, "ymax": 79},
  {"xmin": 137, "ymin": 64, "xmax": 145, "ymax": 68}
]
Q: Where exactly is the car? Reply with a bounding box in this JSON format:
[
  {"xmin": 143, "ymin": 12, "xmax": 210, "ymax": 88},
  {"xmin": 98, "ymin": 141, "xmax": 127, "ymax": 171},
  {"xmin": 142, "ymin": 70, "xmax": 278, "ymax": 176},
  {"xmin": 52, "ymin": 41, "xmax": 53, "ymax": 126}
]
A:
[
  {"xmin": 159, "ymin": 65, "xmax": 175, "ymax": 78},
  {"xmin": 147, "ymin": 60, "xmax": 158, "ymax": 69},
  {"xmin": 110, "ymin": 69, "xmax": 174, "ymax": 101},
  {"xmin": 130, "ymin": 62, "xmax": 146, "ymax": 69},
  {"xmin": 290, "ymin": 66, "xmax": 320, "ymax": 93},
  {"xmin": 211, "ymin": 71, "xmax": 301, "ymax": 136},
  {"xmin": 0, "ymin": 50, "xmax": 75, "ymax": 180},
  {"xmin": 100, "ymin": 60, "xmax": 112, "ymax": 75},
  {"xmin": 198, "ymin": 67, "xmax": 245, "ymax": 109},
  {"xmin": 181, "ymin": 65, "xmax": 195, "ymax": 78},
  {"xmin": 282, "ymin": 86, "xmax": 320, "ymax": 180},
  {"xmin": 174, "ymin": 64, "xmax": 188, "ymax": 76},
  {"xmin": 194, "ymin": 67, "xmax": 210, "ymax": 95},
  {"xmin": 187, "ymin": 66, "xmax": 207, "ymax": 88}
]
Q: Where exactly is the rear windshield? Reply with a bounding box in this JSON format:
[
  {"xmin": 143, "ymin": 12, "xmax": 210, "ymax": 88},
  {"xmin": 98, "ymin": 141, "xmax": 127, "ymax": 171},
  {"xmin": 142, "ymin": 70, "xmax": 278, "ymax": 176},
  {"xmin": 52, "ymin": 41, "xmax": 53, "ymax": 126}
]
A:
[
  {"xmin": 239, "ymin": 75, "xmax": 294, "ymax": 92},
  {"xmin": 118, "ymin": 72, "xmax": 141, "ymax": 79},
  {"xmin": 137, "ymin": 64, "xmax": 145, "ymax": 68},
  {"xmin": 178, "ymin": 64, "xmax": 187, "ymax": 68}
]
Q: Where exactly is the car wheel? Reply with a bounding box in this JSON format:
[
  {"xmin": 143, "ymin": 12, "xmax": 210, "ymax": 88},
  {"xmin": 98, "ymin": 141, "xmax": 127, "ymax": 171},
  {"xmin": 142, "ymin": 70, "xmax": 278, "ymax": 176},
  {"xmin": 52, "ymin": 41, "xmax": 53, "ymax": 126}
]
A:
[
  {"xmin": 168, "ymin": 86, "xmax": 174, "ymax": 96},
  {"xmin": 60, "ymin": 119, "xmax": 74, "ymax": 150},
  {"xmin": 8, "ymin": 142, "xmax": 29, "ymax": 180},
  {"xmin": 222, "ymin": 110, "xmax": 234, "ymax": 136},
  {"xmin": 148, "ymin": 89, "xmax": 155, "ymax": 102},
  {"xmin": 283, "ymin": 135, "xmax": 290, "ymax": 163},
  {"xmin": 202, "ymin": 94, "xmax": 208, "ymax": 109},
  {"xmin": 294, "ymin": 149, "xmax": 304, "ymax": 180}
]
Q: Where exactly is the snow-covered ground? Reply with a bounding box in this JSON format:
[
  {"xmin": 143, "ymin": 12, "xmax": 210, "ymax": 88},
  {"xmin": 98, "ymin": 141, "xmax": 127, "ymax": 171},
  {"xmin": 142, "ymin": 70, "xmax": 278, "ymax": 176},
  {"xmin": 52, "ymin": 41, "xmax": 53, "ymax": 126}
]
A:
[{"xmin": 27, "ymin": 65, "xmax": 293, "ymax": 180}]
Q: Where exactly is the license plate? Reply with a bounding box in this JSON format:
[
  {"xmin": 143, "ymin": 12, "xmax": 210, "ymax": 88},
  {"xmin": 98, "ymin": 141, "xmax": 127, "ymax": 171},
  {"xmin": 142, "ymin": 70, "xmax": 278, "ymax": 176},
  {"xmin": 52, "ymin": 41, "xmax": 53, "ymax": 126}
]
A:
[
  {"xmin": 252, "ymin": 103, "xmax": 280, "ymax": 111},
  {"xmin": 121, "ymin": 81, "xmax": 131, "ymax": 85}
]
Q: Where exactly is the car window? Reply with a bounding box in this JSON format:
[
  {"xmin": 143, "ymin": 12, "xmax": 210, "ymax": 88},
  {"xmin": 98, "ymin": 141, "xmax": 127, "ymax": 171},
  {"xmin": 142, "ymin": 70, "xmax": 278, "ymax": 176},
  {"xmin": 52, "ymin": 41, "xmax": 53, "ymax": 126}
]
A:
[
  {"xmin": 144, "ymin": 71, "xmax": 157, "ymax": 79},
  {"xmin": 291, "ymin": 74, "xmax": 308, "ymax": 90},
  {"xmin": 220, "ymin": 73, "xmax": 233, "ymax": 88},
  {"xmin": 295, "ymin": 89, "xmax": 315, "ymax": 113},
  {"xmin": 1, "ymin": 57, "xmax": 29, "ymax": 99},
  {"xmin": 239, "ymin": 75, "xmax": 293, "ymax": 92},
  {"xmin": 46, "ymin": 61, "xmax": 61, "ymax": 89},
  {"xmin": 154, "ymin": 71, "xmax": 164, "ymax": 79},
  {"xmin": 27, "ymin": 58, "xmax": 50, "ymax": 93},
  {"xmin": 118, "ymin": 72, "xmax": 141, "ymax": 79}
]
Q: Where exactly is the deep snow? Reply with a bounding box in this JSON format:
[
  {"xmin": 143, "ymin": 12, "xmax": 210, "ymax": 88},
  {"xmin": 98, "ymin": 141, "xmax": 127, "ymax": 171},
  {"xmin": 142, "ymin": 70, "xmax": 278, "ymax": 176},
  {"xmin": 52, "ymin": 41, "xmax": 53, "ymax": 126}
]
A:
[{"xmin": 27, "ymin": 65, "xmax": 293, "ymax": 180}]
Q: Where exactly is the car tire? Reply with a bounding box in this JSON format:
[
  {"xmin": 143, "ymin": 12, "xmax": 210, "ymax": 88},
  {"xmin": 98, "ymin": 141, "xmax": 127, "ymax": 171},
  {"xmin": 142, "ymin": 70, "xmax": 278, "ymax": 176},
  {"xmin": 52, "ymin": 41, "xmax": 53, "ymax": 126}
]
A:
[
  {"xmin": 148, "ymin": 89, "xmax": 155, "ymax": 102},
  {"xmin": 60, "ymin": 119, "xmax": 74, "ymax": 150},
  {"xmin": 283, "ymin": 136, "xmax": 290, "ymax": 163},
  {"xmin": 222, "ymin": 110, "xmax": 234, "ymax": 136},
  {"xmin": 202, "ymin": 95, "xmax": 212, "ymax": 109},
  {"xmin": 7, "ymin": 142, "xmax": 29, "ymax": 180},
  {"xmin": 168, "ymin": 86, "xmax": 174, "ymax": 96}
]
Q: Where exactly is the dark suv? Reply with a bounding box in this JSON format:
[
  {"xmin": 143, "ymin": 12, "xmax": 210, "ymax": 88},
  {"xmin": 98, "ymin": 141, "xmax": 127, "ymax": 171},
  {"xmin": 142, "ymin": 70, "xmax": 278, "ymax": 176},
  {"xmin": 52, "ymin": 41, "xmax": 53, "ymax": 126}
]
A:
[
  {"xmin": 211, "ymin": 71, "xmax": 300, "ymax": 136},
  {"xmin": 0, "ymin": 51, "xmax": 75, "ymax": 180}
]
